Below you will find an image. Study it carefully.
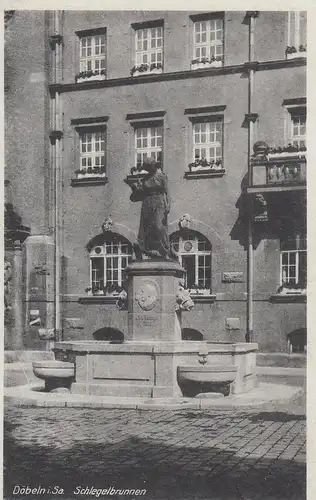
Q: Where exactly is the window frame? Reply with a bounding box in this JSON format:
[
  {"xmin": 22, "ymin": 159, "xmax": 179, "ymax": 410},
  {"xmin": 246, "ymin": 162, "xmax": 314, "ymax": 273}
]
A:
[
  {"xmin": 192, "ymin": 117, "xmax": 223, "ymax": 165},
  {"xmin": 186, "ymin": 110, "xmax": 225, "ymax": 176},
  {"xmin": 291, "ymin": 113, "xmax": 306, "ymax": 149},
  {"xmin": 170, "ymin": 230, "xmax": 212, "ymax": 295},
  {"xmin": 286, "ymin": 11, "xmax": 307, "ymax": 57},
  {"xmin": 89, "ymin": 236, "xmax": 133, "ymax": 295},
  {"xmin": 279, "ymin": 233, "xmax": 307, "ymax": 289},
  {"xmin": 283, "ymin": 103, "xmax": 306, "ymax": 148},
  {"xmin": 127, "ymin": 115, "xmax": 165, "ymax": 175},
  {"xmin": 131, "ymin": 20, "xmax": 164, "ymax": 76},
  {"xmin": 70, "ymin": 117, "xmax": 109, "ymax": 184},
  {"xmin": 190, "ymin": 12, "xmax": 224, "ymax": 69},
  {"xmin": 134, "ymin": 123, "xmax": 164, "ymax": 170},
  {"xmin": 76, "ymin": 126, "xmax": 107, "ymax": 178},
  {"xmin": 75, "ymin": 27, "xmax": 107, "ymax": 82}
]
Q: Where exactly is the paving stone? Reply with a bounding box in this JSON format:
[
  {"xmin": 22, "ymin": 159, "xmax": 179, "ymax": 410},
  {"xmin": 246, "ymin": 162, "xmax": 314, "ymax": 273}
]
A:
[{"xmin": 3, "ymin": 400, "xmax": 306, "ymax": 500}]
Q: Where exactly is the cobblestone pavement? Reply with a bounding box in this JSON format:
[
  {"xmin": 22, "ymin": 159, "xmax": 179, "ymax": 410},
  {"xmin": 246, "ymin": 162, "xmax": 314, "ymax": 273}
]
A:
[{"xmin": 4, "ymin": 395, "xmax": 306, "ymax": 500}]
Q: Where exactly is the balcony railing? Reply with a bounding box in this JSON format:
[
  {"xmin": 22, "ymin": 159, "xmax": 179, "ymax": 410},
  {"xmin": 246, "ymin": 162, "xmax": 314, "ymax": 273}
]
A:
[{"xmin": 248, "ymin": 143, "xmax": 306, "ymax": 193}]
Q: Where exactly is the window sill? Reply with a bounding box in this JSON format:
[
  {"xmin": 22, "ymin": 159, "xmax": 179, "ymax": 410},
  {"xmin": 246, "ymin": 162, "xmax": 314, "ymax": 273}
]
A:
[
  {"xmin": 269, "ymin": 293, "xmax": 306, "ymax": 303},
  {"xmin": 286, "ymin": 51, "xmax": 306, "ymax": 60},
  {"xmin": 75, "ymin": 75, "xmax": 106, "ymax": 84},
  {"xmin": 71, "ymin": 176, "xmax": 108, "ymax": 187},
  {"xmin": 131, "ymin": 68, "xmax": 163, "ymax": 77},
  {"xmin": 191, "ymin": 294, "xmax": 216, "ymax": 304},
  {"xmin": 191, "ymin": 61, "xmax": 223, "ymax": 70},
  {"xmin": 184, "ymin": 169, "xmax": 225, "ymax": 179},
  {"xmin": 78, "ymin": 295, "xmax": 121, "ymax": 305}
]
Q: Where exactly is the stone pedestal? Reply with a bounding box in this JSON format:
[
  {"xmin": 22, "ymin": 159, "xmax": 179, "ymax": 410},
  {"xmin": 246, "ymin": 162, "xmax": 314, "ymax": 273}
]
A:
[{"xmin": 125, "ymin": 259, "xmax": 184, "ymax": 342}]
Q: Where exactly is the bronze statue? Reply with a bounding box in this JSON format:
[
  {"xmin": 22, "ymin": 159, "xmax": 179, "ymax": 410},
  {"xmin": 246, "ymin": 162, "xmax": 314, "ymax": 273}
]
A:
[{"xmin": 130, "ymin": 158, "xmax": 171, "ymax": 259}]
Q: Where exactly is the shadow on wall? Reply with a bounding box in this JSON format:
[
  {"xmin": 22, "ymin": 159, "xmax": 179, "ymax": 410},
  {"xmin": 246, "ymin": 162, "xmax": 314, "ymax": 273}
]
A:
[
  {"xmin": 93, "ymin": 328, "xmax": 124, "ymax": 343},
  {"xmin": 287, "ymin": 328, "xmax": 307, "ymax": 354},
  {"xmin": 182, "ymin": 328, "xmax": 204, "ymax": 341},
  {"xmin": 229, "ymin": 173, "xmax": 267, "ymax": 251},
  {"xmin": 229, "ymin": 174, "xmax": 306, "ymax": 252}
]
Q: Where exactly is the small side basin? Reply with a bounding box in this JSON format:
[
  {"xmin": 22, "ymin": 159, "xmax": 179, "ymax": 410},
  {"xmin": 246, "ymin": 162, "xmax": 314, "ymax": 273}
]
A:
[
  {"xmin": 177, "ymin": 364, "xmax": 238, "ymax": 397},
  {"xmin": 33, "ymin": 360, "xmax": 75, "ymax": 392},
  {"xmin": 33, "ymin": 360, "xmax": 74, "ymax": 380}
]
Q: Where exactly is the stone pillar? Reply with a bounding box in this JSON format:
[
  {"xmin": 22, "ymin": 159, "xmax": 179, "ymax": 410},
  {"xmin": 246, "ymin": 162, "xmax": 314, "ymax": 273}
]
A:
[
  {"xmin": 4, "ymin": 240, "xmax": 24, "ymax": 350},
  {"xmin": 23, "ymin": 235, "xmax": 55, "ymax": 349},
  {"xmin": 12, "ymin": 241, "xmax": 24, "ymax": 349},
  {"xmin": 125, "ymin": 259, "xmax": 185, "ymax": 342}
]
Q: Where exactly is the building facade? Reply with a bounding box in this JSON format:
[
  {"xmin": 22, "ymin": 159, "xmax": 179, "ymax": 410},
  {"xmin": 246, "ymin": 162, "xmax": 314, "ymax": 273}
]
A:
[{"xmin": 5, "ymin": 10, "xmax": 307, "ymax": 353}]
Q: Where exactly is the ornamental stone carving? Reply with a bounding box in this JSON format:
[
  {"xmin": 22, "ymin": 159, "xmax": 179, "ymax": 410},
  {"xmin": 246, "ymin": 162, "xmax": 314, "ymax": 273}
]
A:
[
  {"xmin": 175, "ymin": 285, "xmax": 194, "ymax": 311},
  {"xmin": 102, "ymin": 216, "xmax": 113, "ymax": 233},
  {"xmin": 179, "ymin": 214, "xmax": 191, "ymax": 229},
  {"xmin": 135, "ymin": 281, "xmax": 159, "ymax": 311}
]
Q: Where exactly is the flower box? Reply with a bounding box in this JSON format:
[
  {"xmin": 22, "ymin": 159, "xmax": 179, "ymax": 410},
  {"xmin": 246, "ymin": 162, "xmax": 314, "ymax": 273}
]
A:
[
  {"xmin": 76, "ymin": 74, "xmax": 106, "ymax": 84},
  {"xmin": 190, "ymin": 164, "xmax": 223, "ymax": 172},
  {"xmin": 191, "ymin": 60, "xmax": 223, "ymax": 70},
  {"xmin": 267, "ymin": 151, "xmax": 306, "ymax": 160},
  {"xmin": 286, "ymin": 51, "xmax": 307, "ymax": 60},
  {"xmin": 278, "ymin": 287, "xmax": 306, "ymax": 296},
  {"xmin": 132, "ymin": 67, "xmax": 163, "ymax": 77},
  {"xmin": 77, "ymin": 172, "xmax": 107, "ymax": 179},
  {"xmin": 188, "ymin": 289, "xmax": 210, "ymax": 296}
]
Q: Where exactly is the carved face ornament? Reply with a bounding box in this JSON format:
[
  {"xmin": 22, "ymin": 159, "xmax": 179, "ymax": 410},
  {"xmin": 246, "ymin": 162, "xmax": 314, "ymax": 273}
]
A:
[
  {"xmin": 179, "ymin": 213, "xmax": 191, "ymax": 229},
  {"xmin": 135, "ymin": 282, "xmax": 158, "ymax": 311}
]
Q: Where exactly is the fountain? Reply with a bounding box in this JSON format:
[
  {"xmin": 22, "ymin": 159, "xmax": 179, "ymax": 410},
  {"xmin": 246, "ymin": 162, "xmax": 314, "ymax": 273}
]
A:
[{"xmin": 33, "ymin": 160, "xmax": 258, "ymax": 401}]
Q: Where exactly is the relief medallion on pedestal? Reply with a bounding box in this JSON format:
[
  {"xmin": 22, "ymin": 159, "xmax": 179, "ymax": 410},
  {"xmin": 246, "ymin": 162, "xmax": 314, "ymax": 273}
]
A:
[{"xmin": 135, "ymin": 280, "xmax": 159, "ymax": 311}]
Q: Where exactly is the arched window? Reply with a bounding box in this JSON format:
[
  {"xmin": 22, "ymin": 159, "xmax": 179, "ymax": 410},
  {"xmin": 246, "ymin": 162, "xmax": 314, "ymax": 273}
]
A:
[
  {"xmin": 89, "ymin": 234, "xmax": 133, "ymax": 294},
  {"xmin": 170, "ymin": 230, "xmax": 212, "ymax": 294}
]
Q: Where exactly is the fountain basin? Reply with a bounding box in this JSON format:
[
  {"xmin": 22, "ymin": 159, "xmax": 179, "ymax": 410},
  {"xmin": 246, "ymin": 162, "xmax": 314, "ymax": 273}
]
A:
[
  {"xmin": 32, "ymin": 360, "xmax": 74, "ymax": 392},
  {"xmin": 178, "ymin": 364, "xmax": 238, "ymax": 384},
  {"xmin": 178, "ymin": 364, "xmax": 238, "ymax": 397}
]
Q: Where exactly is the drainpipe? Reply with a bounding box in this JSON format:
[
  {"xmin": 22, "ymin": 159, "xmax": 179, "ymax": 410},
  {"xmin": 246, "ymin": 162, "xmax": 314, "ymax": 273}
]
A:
[
  {"xmin": 54, "ymin": 125, "xmax": 61, "ymax": 340},
  {"xmin": 246, "ymin": 12, "xmax": 258, "ymax": 343},
  {"xmin": 51, "ymin": 10, "xmax": 63, "ymax": 342}
]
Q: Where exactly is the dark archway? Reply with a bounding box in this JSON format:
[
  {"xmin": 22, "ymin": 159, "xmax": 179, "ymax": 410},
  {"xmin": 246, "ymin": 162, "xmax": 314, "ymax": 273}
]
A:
[
  {"xmin": 93, "ymin": 328, "xmax": 124, "ymax": 343},
  {"xmin": 182, "ymin": 328, "xmax": 204, "ymax": 341},
  {"xmin": 287, "ymin": 328, "xmax": 307, "ymax": 354}
]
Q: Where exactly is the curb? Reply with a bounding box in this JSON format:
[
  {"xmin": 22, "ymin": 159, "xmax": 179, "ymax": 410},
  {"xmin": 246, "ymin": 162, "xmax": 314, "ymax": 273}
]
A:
[{"xmin": 4, "ymin": 383, "xmax": 304, "ymax": 411}]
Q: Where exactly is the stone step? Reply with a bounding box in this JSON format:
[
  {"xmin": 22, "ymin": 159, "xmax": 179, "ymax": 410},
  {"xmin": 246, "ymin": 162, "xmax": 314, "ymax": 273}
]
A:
[
  {"xmin": 256, "ymin": 366, "xmax": 306, "ymax": 387},
  {"xmin": 257, "ymin": 352, "xmax": 306, "ymax": 368}
]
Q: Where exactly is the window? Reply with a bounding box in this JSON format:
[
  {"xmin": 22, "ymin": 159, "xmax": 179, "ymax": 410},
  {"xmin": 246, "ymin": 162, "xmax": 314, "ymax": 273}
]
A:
[
  {"xmin": 76, "ymin": 29, "xmax": 106, "ymax": 82},
  {"xmin": 193, "ymin": 119, "xmax": 222, "ymax": 164},
  {"xmin": 79, "ymin": 129, "xmax": 106, "ymax": 176},
  {"xmin": 291, "ymin": 114, "xmax": 306, "ymax": 148},
  {"xmin": 280, "ymin": 233, "xmax": 306, "ymax": 288},
  {"xmin": 80, "ymin": 34, "xmax": 105, "ymax": 73},
  {"xmin": 283, "ymin": 99, "xmax": 306, "ymax": 151},
  {"xmin": 89, "ymin": 236, "xmax": 133, "ymax": 294},
  {"xmin": 170, "ymin": 231, "xmax": 212, "ymax": 293},
  {"xmin": 131, "ymin": 22, "xmax": 164, "ymax": 76},
  {"xmin": 286, "ymin": 11, "xmax": 307, "ymax": 57},
  {"xmin": 136, "ymin": 27, "xmax": 163, "ymax": 66},
  {"xmin": 135, "ymin": 125, "xmax": 163, "ymax": 169},
  {"xmin": 192, "ymin": 16, "xmax": 223, "ymax": 68}
]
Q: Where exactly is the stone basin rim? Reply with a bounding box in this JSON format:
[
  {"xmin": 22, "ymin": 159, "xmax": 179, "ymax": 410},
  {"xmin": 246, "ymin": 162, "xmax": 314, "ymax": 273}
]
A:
[
  {"xmin": 178, "ymin": 365, "xmax": 238, "ymax": 372},
  {"xmin": 33, "ymin": 360, "xmax": 74, "ymax": 369}
]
